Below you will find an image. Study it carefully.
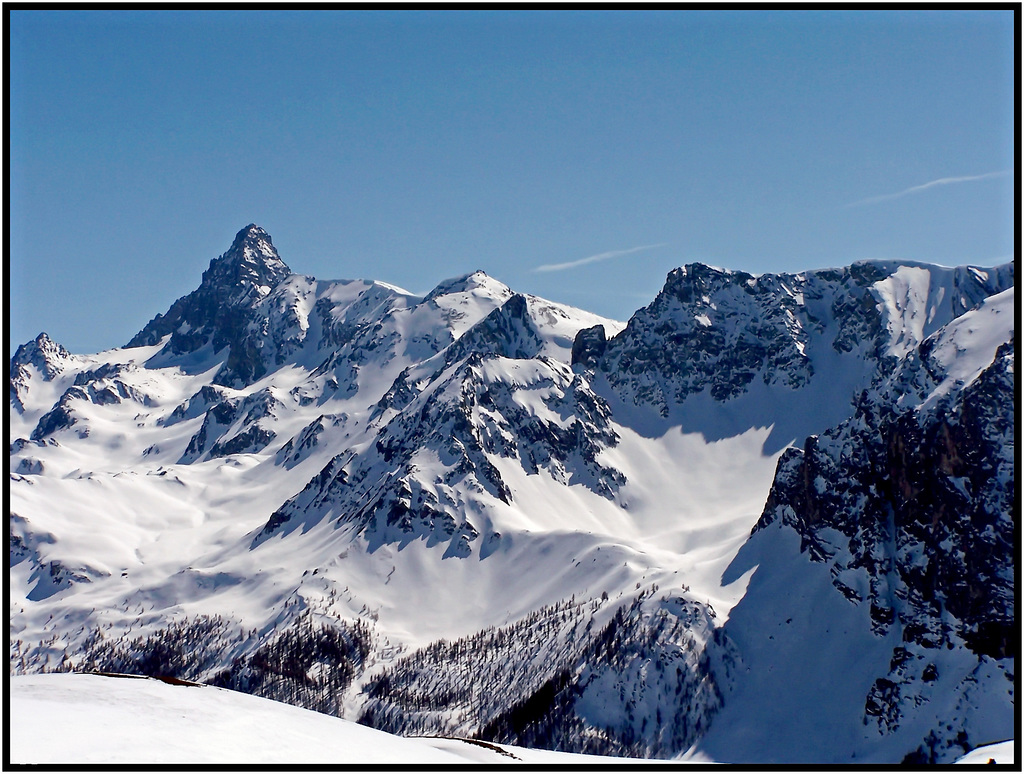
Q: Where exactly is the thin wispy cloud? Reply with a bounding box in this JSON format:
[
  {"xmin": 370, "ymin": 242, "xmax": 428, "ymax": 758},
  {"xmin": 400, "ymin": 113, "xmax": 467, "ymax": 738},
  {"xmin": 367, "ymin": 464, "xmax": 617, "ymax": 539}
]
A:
[
  {"xmin": 843, "ymin": 170, "xmax": 1010, "ymax": 209},
  {"xmin": 533, "ymin": 243, "xmax": 668, "ymax": 273}
]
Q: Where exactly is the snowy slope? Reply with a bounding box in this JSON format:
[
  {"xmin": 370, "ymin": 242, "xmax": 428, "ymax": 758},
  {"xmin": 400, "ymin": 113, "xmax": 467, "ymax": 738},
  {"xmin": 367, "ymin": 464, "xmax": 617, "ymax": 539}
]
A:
[
  {"xmin": 8, "ymin": 673, "xmax": 625, "ymax": 765},
  {"xmin": 954, "ymin": 740, "xmax": 1017, "ymax": 765},
  {"xmin": 7, "ymin": 672, "xmax": 1011, "ymax": 765},
  {"xmin": 8, "ymin": 224, "xmax": 1014, "ymax": 763}
]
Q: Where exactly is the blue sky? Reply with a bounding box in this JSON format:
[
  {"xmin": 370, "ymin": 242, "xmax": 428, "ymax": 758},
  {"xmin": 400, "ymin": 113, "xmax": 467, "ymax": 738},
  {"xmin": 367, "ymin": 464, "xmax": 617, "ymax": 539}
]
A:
[{"xmin": 9, "ymin": 9, "xmax": 1016, "ymax": 354}]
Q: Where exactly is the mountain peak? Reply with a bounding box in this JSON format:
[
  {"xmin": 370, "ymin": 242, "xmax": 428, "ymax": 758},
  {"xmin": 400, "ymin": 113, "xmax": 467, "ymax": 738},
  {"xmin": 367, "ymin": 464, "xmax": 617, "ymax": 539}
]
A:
[
  {"xmin": 236, "ymin": 222, "xmax": 271, "ymax": 242},
  {"xmin": 423, "ymin": 270, "xmax": 510, "ymax": 305},
  {"xmin": 13, "ymin": 331, "xmax": 71, "ymax": 364},
  {"xmin": 11, "ymin": 332, "xmax": 72, "ymax": 380},
  {"xmin": 201, "ymin": 224, "xmax": 291, "ymax": 294},
  {"xmin": 664, "ymin": 262, "xmax": 753, "ymax": 295},
  {"xmin": 228, "ymin": 224, "xmax": 277, "ymax": 259},
  {"xmin": 125, "ymin": 225, "xmax": 294, "ymax": 374}
]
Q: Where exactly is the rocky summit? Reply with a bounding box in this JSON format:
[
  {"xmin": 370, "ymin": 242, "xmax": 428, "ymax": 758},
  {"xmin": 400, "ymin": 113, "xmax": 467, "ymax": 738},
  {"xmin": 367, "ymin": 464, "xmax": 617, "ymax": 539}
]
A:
[{"xmin": 9, "ymin": 226, "xmax": 1014, "ymax": 763}]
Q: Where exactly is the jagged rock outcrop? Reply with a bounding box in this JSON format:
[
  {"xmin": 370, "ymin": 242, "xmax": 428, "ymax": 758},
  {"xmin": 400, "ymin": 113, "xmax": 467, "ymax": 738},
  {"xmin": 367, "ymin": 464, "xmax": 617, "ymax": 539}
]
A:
[
  {"xmin": 594, "ymin": 261, "xmax": 1013, "ymax": 426},
  {"xmin": 127, "ymin": 224, "xmax": 293, "ymax": 387},
  {"xmin": 11, "ymin": 332, "xmax": 72, "ymax": 381},
  {"xmin": 10, "ymin": 333, "xmax": 73, "ymax": 413},
  {"xmin": 179, "ymin": 388, "xmax": 281, "ymax": 463},
  {"xmin": 753, "ymin": 288, "xmax": 1014, "ymax": 755},
  {"xmin": 29, "ymin": 387, "xmax": 88, "ymax": 441},
  {"xmin": 256, "ymin": 352, "xmax": 623, "ymax": 553},
  {"xmin": 571, "ymin": 324, "xmax": 607, "ymax": 368},
  {"xmin": 444, "ymin": 293, "xmax": 544, "ymax": 363},
  {"xmin": 597, "ymin": 263, "xmax": 835, "ymax": 411},
  {"xmin": 275, "ymin": 414, "xmax": 343, "ymax": 468}
]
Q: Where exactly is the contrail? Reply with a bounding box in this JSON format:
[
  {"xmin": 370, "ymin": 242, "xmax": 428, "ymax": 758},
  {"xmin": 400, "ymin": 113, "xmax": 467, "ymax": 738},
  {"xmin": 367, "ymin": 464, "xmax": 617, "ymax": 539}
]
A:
[
  {"xmin": 844, "ymin": 170, "xmax": 1009, "ymax": 208},
  {"xmin": 533, "ymin": 243, "xmax": 668, "ymax": 273}
]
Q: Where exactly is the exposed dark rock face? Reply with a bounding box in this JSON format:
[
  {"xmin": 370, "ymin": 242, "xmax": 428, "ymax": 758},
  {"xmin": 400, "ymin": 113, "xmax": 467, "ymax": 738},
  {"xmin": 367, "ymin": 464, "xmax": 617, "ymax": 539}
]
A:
[
  {"xmin": 276, "ymin": 414, "xmax": 341, "ymax": 468},
  {"xmin": 126, "ymin": 225, "xmax": 292, "ymax": 387},
  {"xmin": 25, "ymin": 366, "xmax": 154, "ymax": 441},
  {"xmin": 179, "ymin": 388, "xmax": 280, "ymax": 463},
  {"xmin": 72, "ymin": 363, "xmax": 153, "ymax": 407},
  {"xmin": 163, "ymin": 385, "xmax": 230, "ymax": 427},
  {"xmin": 571, "ymin": 324, "xmax": 607, "ymax": 368},
  {"xmin": 443, "ymin": 294, "xmax": 544, "ymax": 363},
  {"xmin": 757, "ymin": 335, "xmax": 1014, "ymax": 651},
  {"xmin": 756, "ymin": 324, "xmax": 1014, "ymax": 743},
  {"xmin": 30, "ymin": 387, "xmax": 89, "ymax": 441},
  {"xmin": 595, "ymin": 261, "xmax": 1013, "ymax": 419},
  {"xmin": 598, "ymin": 263, "xmax": 830, "ymax": 411}
]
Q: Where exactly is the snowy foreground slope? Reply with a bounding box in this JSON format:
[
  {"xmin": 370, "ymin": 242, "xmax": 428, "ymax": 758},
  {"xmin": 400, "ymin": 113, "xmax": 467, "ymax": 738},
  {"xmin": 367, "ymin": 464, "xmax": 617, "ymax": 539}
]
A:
[
  {"xmin": 8, "ymin": 673, "xmax": 630, "ymax": 764},
  {"xmin": 7, "ymin": 673, "xmax": 1009, "ymax": 765},
  {"xmin": 9, "ymin": 225, "xmax": 1015, "ymax": 763}
]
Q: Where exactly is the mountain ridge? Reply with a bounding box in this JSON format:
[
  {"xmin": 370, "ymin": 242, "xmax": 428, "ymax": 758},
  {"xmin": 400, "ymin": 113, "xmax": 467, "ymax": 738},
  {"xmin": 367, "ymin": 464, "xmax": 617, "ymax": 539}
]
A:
[{"xmin": 9, "ymin": 225, "xmax": 1014, "ymax": 763}]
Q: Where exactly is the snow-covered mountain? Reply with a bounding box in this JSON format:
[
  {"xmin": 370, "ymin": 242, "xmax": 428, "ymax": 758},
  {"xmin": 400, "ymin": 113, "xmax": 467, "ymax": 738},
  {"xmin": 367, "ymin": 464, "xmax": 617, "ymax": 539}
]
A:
[{"xmin": 9, "ymin": 225, "xmax": 1014, "ymax": 763}]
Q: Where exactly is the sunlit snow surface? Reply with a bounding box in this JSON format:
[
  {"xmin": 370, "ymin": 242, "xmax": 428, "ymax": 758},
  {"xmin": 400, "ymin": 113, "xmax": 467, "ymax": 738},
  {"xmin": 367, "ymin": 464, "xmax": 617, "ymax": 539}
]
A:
[
  {"xmin": 954, "ymin": 740, "xmax": 1016, "ymax": 765},
  {"xmin": 9, "ymin": 673, "xmax": 1012, "ymax": 765},
  {"xmin": 8, "ymin": 673, "xmax": 642, "ymax": 765}
]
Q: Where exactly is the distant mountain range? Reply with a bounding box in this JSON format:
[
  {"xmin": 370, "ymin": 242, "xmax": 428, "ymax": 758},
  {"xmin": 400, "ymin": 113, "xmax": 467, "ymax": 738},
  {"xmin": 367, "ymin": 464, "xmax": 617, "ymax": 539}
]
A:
[{"xmin": 9, "ymin": 224, "xmax": 1014, "ymax": 763}]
